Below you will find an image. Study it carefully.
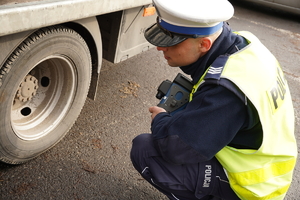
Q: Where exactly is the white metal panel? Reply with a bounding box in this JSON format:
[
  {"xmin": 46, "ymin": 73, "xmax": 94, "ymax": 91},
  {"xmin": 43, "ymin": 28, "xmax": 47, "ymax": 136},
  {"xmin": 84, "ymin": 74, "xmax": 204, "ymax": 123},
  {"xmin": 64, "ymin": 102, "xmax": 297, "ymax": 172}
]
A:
[
  {"xmin": 0, "ymin": 0, "xmax": 152, "ymax": 36},
  {"xmin": 114, "ymin": 7, "xmax": 156, "ymax": 63}
]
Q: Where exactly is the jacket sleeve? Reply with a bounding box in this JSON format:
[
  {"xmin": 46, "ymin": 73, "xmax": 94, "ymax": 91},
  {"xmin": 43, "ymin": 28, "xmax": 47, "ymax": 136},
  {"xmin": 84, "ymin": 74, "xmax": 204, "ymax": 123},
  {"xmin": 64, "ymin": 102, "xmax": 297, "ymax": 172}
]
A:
[{"xmin": 151, "ymin": 84, "xmax": 249, "ymax": 165}]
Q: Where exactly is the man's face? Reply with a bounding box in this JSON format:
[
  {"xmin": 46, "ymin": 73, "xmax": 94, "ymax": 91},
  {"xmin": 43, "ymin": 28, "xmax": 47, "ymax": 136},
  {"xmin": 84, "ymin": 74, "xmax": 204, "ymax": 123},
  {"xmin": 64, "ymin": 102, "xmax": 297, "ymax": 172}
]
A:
[{"xmin": 156, "ymin": 38, "xmax": 203, "ymax": 67}]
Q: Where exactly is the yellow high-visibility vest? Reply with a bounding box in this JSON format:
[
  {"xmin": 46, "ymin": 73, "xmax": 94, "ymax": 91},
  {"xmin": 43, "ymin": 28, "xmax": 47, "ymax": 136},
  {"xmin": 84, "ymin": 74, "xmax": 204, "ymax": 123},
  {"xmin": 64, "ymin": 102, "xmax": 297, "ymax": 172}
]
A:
[{"xmin": 191, "ymin": 31, "xmax": 297, "ymax": 200}]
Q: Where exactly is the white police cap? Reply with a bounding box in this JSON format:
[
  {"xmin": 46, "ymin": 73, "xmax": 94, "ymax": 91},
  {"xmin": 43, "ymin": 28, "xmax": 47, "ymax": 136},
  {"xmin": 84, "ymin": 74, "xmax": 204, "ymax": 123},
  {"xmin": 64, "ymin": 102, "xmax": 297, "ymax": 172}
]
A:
[{"xmin": 144, "ymin": 0, "xmax": 234, "ymax": 47}]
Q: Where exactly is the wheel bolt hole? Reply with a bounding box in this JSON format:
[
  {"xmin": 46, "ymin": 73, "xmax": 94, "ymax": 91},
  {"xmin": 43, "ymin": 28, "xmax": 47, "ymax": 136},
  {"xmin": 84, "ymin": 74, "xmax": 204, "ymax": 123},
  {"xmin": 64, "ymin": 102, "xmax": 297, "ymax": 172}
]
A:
[
  {"xmin": 41, "ymin": 77, "xmax": 50, "ymax": 87},
  {"xmin": 21, "ymin": 107, "xmax": 32, "ymax": 116}
]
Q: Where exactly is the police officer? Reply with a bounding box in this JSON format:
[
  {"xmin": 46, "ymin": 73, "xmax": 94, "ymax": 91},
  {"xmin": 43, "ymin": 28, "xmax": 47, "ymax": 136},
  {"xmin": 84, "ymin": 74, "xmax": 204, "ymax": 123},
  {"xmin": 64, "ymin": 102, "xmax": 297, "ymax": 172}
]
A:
[{"xmin": 130, "ymin": 0, "xmax": 297, "ymax": 199}]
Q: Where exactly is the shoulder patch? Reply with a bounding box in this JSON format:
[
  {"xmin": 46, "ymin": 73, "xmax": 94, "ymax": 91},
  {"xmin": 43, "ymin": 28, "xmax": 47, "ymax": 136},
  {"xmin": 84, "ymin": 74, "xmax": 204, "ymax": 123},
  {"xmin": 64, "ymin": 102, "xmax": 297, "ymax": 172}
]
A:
[{"xmin": 205, "ymin": 55, "xmax": 229, "ymax": 80}]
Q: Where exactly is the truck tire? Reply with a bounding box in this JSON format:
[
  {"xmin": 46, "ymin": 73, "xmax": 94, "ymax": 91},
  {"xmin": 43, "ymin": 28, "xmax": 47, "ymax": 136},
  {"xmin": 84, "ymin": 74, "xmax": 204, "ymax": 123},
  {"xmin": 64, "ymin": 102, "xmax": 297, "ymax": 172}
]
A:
[{"xmin": 0, "ymin": 26, "xmax": 92, "ymax": 164}]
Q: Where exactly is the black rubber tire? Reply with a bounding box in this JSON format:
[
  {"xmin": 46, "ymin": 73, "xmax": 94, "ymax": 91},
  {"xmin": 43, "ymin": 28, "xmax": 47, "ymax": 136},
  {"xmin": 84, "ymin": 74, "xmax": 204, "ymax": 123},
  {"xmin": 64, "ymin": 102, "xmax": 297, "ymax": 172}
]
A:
[{"xmin": 0, "ymin": 26, "xmax": 91, "ymax": 164}]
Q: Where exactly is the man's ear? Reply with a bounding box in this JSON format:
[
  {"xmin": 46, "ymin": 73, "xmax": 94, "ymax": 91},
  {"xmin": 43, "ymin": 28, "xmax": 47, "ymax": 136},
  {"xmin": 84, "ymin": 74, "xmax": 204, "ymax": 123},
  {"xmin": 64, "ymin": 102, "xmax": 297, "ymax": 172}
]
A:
[{"xmin": 199, "ymin": 37, "xmax": 213, "ymax": 53}]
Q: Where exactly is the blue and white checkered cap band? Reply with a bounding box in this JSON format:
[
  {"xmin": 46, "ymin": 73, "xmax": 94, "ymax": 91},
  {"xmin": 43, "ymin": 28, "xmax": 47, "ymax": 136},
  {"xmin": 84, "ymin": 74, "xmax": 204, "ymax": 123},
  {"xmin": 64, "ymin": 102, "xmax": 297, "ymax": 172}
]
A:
[{"xmin": 160, "ymin": 19, "xmax": 223, "ymax": 36}]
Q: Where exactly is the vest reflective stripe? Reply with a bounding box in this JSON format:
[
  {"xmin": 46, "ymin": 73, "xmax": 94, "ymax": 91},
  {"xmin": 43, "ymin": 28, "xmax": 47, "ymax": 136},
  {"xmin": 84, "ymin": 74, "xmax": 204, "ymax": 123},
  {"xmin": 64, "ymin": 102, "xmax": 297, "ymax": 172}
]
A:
[
  {"xmin": 190, "ymin": 31, "xmax": 297, "ymax": 200},
  {"xmin": 228, "ymin": 158, "xmax": 296, "ymax": 186},
  {"xmin": 232, "ymin": 183, "xmax": 289, "ymax": 200}
]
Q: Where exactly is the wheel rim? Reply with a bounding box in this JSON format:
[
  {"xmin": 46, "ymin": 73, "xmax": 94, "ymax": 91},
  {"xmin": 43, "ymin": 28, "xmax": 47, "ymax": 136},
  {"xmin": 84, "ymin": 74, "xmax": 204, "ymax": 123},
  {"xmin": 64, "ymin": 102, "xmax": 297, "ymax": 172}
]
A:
[{"xmin": 11, "ymin": 55, "xmax": 77, "ymax": 141}]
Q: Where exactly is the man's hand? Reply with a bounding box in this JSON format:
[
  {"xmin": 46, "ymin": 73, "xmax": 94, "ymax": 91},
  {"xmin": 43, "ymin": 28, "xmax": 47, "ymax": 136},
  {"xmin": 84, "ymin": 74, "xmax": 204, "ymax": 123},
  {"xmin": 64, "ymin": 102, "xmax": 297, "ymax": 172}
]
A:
[{"xmin": 149, "ymin": 106, "xmax": 167, "ymax": 120}]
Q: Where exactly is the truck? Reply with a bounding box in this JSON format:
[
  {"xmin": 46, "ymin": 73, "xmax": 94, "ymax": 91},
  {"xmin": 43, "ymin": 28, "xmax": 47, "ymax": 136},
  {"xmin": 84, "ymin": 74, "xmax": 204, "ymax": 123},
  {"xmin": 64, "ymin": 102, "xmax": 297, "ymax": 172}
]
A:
[{"xmin": 0, "ymin": 0, "xmax": 156, "ymax": 164}]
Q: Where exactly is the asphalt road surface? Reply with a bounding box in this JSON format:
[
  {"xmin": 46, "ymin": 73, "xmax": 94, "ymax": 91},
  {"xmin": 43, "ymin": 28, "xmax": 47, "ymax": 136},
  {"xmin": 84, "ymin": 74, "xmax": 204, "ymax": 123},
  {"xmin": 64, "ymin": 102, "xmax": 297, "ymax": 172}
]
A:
[{"xmin": 1, "ymin": 1, "xmax": 300, "ymax": 199}]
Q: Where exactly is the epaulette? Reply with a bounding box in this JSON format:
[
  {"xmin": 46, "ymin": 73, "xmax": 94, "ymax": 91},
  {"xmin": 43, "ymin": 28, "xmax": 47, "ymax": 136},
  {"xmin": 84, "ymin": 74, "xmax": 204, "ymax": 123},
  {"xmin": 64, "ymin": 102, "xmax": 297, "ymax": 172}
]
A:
[{"xmin": 200, "ymin": 55, "xmax": 247, "ymax": 105}]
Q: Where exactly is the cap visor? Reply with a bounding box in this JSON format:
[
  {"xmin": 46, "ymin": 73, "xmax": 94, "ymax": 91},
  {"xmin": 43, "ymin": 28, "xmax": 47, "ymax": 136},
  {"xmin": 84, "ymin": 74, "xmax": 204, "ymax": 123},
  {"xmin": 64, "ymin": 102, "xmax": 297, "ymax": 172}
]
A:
[{"xmin": 144, "ymin": 23, "xmax": 186, "ymax": 47}]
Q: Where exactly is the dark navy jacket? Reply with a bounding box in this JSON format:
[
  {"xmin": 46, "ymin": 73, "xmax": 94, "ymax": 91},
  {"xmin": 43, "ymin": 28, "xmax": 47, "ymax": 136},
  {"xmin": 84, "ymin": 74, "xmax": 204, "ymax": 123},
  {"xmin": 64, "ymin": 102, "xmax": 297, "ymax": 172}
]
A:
[{"xmin": 151, "ymin": 23, "xmax": 263, "ymax": 165}]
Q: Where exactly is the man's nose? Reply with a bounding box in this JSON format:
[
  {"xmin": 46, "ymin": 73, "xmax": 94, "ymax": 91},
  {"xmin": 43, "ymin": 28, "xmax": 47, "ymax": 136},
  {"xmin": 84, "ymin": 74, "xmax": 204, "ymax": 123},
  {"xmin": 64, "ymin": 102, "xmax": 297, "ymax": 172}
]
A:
[{"xmin": 157, "ymin": 46, "xmax": 167, "ymax": 51}]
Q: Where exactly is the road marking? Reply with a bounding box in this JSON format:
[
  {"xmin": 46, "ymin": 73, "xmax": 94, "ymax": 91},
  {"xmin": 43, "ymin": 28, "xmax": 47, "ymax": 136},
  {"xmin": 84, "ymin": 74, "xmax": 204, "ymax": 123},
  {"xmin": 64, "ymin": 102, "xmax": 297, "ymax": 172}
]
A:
[{"xmin": 232, "ymin": 16, "xmax": 300, "ymax": 41}]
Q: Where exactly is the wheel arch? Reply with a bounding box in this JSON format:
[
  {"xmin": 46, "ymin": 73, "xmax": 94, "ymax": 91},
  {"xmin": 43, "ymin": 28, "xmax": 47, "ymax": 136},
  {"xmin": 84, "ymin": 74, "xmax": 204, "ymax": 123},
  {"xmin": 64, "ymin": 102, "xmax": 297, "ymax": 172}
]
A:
[{"xmin": 63, "ymin": 17, "xmax": 103, "ymax": 100}]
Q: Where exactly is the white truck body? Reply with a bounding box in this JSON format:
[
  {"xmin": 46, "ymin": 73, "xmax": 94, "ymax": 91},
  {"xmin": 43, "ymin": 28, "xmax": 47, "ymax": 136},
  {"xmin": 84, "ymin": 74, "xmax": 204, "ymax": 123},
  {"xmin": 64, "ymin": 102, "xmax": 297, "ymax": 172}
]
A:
[
  {"xmin": 0, "ymin": 0, "xmax": 152, "ymax": 36},
  {"xmin": 0, "ymin": 0, "xmax": 156, "ymax": 164}
]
